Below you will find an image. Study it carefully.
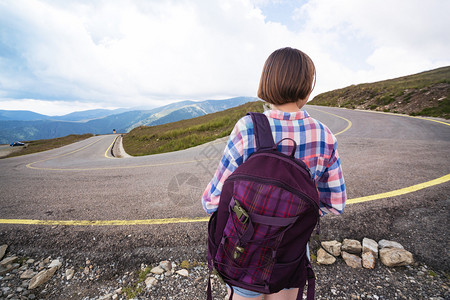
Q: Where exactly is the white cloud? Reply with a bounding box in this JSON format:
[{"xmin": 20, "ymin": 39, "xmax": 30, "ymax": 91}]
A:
[{"xmin": 0, "ymin": 0, "xmax": 449, "ymax": 115}]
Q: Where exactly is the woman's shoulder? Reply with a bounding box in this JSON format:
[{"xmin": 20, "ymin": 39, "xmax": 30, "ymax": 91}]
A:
[{"xmin": 305, "ymin": 114, "xmax": 337, "ymax": 138}]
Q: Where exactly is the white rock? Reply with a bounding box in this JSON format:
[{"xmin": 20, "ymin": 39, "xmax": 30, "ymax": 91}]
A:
[
  {"xmin": 363, "ymin": 238, "xmax": 379, "ymax": 256},
  {"xmin": 65, "ymin": 268, "xmax": 75, "ymax": 280},
  {"xmin": 151, "ymin": 266, "xmax": 165, "ymax": 275},
  {"xmin": 48, "ymin": 259, "xmax": 62, "ymax": 269},
  {"xmin": 145, "ymin": 277, "xmax": 158, "ymax": 288},
  {"xmin": 321, "ymin": 240, "xmax": 342, "ymax": 257},
  {"xmin": 176, "ymin": 269, "xmax": 189, "ymax": 277},
  {"xmin": 378, "ymin": 239, "xmax": 404, "ymax": 249},
  {"xmin": 316, "ymin": 248, "xmax": 336, "ymax": 265}
]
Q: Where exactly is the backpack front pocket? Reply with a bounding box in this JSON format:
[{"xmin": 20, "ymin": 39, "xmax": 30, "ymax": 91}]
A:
[{"xmin": 214, "ymin": 197, "xmax": 294, "ymax": 287}]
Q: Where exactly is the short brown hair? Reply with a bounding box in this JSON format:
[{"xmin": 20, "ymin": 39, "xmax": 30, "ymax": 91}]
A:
[{"xmin": 258, "ymin": 47, "xmax": 316, "ymax": 105}]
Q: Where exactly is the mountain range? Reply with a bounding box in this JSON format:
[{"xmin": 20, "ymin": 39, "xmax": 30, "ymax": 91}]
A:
[{"xmin": 0, "ymin": 97, "xmax": 256, "ymax": 144}]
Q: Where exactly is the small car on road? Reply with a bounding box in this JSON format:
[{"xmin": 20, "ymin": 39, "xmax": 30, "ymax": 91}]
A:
[{"xmin": 10, "ymin": 141, "xmax": 25, "ymax": 147}]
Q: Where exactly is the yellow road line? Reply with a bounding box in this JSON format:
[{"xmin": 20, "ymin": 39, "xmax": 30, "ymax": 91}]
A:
[
  {"xmin": 0, "ymin": 217, "xmax": 210, "ymax": 226},
  {"xmin": 104, "ymin": 135, "xmax": 119, "ymax": 159},
  {"xmin": 1, "ymin": 173, "xmax": 448, "ymax": 226},
  {"xmin": 26, "ymin": 137, "xmax": 107, "ymax": 169},
  {"xmin": 345, "ymin": 106, "xmax": 449, "ymax": 126},
  {"xmin": 307, "ymin": 107, "xmax": 352, "ymax": 136},
  {"xmin": 347, "ymin": 173, "xmax": 450, "ymax": 204},
  {"xmin": 26, "ymin": 157, "xmax": 216, "ymax": 171},
  {"xmin": 8, "ymin": 108, "xmax": 448, "ymax": 226}
]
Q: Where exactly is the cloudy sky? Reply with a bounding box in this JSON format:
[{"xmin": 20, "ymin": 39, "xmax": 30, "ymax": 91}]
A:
[{"xmin": 0, "ymin": 0, "xmax": 449, "ymax": 115}]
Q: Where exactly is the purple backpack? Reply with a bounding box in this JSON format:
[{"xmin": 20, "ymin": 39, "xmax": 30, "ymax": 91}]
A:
[{"xmin": 207, "ymin": 112, "xmax": 320, "ymax": 300}]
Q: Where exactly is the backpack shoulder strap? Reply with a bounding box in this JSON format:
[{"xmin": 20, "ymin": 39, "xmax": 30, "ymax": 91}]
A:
[{"xmin": 247, "ymin": 112, "xmax": 275, "ymax": 151}]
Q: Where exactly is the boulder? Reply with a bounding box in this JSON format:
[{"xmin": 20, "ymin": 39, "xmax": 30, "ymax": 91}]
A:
[
  {"xmin": 28, "ymin": 266, "xmax": 58, "ymax": 289},
  {"xmin": 362, "ymin": 238, "xmax": 378, "ymax": 256},
  {"xmin": 316, "ymin": 248, "xmax": 336, "ymax": 265},
  {"xmin": 342, "ymin": 251, "xmax": 362, "ymax": 268},
  {"xmin": 362, "ymin": 251, "xmax": 376, "ymax": 269},
  {"xmin": 321, "ymin": 240, "xmax": 342, "ymax": 257},
  {"xmin": 342, "ymin": 239, "xmax": 362, "ymax": 254},
  {"xmin": 379, "ymin": 248, "xmax": 413, "ymax": 267},
  {"xmin": 378, "ymin": 239, "xmax": 404, "ymax": 249}
]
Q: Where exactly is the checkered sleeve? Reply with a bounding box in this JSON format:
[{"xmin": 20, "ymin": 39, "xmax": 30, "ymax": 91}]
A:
[
  {"xmin": 317, "ymin": 140, "xmax": 347, "ymax": 216},
  {"xmin": 201, "ymin": 117, "xmax": 248, "ymax": 214}
]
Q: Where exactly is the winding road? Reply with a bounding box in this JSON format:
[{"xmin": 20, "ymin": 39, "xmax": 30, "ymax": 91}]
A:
[{"xmin": 0, "ymin": 105, "xmax": 449, "ymax": 270}]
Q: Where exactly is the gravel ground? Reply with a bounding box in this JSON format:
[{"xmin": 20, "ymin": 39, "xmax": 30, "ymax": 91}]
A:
[
  {"xmin": 0, "ymin": 249, "xmax": 448, "ymax": 300},
  {"xmin": 1, "ymin": 182, "xmax": 448, "ymax": 300}
]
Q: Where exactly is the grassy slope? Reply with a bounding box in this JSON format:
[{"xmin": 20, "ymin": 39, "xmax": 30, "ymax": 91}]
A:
[
  {"xmin": 3, "ymin": 134, "xmax": 94, "ymax": 158},
  {"xmin": 123, "ymin": 101, "xmax": 264, "ymax": 156},
  {"xmin": 310, "ymin": 66, "xmax": 450, "ymax": 119}
]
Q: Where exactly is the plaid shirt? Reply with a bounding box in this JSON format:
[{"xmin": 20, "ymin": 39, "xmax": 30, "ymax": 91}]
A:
[{"xmin": 202, "ymin": 109, "xmax": 346, "ymax": 216}]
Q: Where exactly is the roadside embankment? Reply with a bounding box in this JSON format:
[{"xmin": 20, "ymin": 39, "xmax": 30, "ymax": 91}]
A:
[{"xmin": 111, "ymin": 135, "xmax": 131, "ymax": 158}]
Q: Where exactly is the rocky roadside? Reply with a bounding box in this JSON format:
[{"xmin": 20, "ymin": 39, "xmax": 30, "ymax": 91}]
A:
[{"xmin": 1, "ymin": 239, "xmax": 448, "ymax": 300}]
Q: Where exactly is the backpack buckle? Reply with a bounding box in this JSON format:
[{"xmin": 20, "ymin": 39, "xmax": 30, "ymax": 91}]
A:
[
  {"xmin": 233, "ymin": 246, "xmax": 245, "ymax": 259},
  {"xmin": 233, "ymin": 201, "xmax": 249, "ymax": 224}
]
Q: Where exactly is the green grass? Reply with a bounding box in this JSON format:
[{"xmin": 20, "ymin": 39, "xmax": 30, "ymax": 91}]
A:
[
  {"xmin": 123, "ymin": 101, "xmax": 264, "ymax": 156},
  {"xmin": 410, "ymin": 97, "xmax": 449, "ymax": 118},
  {"xmin": 2, "ymin": 134, "xmax": 94, "ymax": 158},
  {"xmin": 310, "ymin": 66, "xmax": 450, "ymax": 119}
]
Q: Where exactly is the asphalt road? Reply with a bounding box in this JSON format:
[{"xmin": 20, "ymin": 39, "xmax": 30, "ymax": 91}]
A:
[{"xmin": 0, "ymin": 105, "xmax": 449, "ymax": 272}]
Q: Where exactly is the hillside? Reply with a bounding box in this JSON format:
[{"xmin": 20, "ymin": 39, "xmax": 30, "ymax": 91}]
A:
[
  {"xmin": 0, "ymin": 97, "xmax": 255, "ymax": 144},
  {"xmin": 123, "ymin": 101, "xmax": 264, "ymax": 156},
  {"xmin": 310, "ymin": 66, "xmax": 450, "ymax": 119}
]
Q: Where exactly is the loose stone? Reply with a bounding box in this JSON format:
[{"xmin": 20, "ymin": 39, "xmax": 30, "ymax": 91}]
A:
[
  {"xmin": 0, "ymin": 256, "xmax": 18, "ymax": 268},
  {"xmin": 28, "ymin": 267, "xmax": 58, "ymax": 289},
  {"xmin": 317, "ymin": 248, "xmax": 336, "ymax": 265},
  {"xmin": 0, "ymin": 263, "xmax": 20, "ymax": 276},
  {"xmin": 378, "ymin": 240, "xmax": 404, "ymax": 249},
  {"xmin": 20, "ymin": 270, "xmax": 37, "ymax": 280},
  {"xmin": 342, "ymin": 239, "xmax": 362, "ymax": 254},
  {"xmin": 363, "ymin": 238, "xmax": 379, "ymax": 256},
  {"xmin": 321, "ymin": 241, "xmax": 342, "ymax": 257},
  {"xmin": 362, "ymin": 251, "xmax": 376, "ymax": 269},
  {"xmin": 379, "ymin": 248, "xmax": 413, "ymax": 267},
  {"xmin": 160, "ymin": 261, "xmax": 172, "ymax": 272},
  {"xmin": 176, "ymin": 269, "xmax": 189, "ymax": 277},
  {"xmin": 0, "ymin": 245, "xmax": 7, "ymax": 261},
  {"xmin": 150, "ymin": 266, "xmax": 165, "ymax": 275},
  {"xmin": 47, "ymin": 259, "xmax": 62, "ymax": 269},
  {"xmin": 65, "ymin": 269, "xmax": 75, "ymax": 280},
  {"xmin": 342, "ymin": 251, "xmax": 362, "ymax": 268},
  {"xmin": 145, "ymin": 277, "xmax": 158, "ymax": 289}
]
